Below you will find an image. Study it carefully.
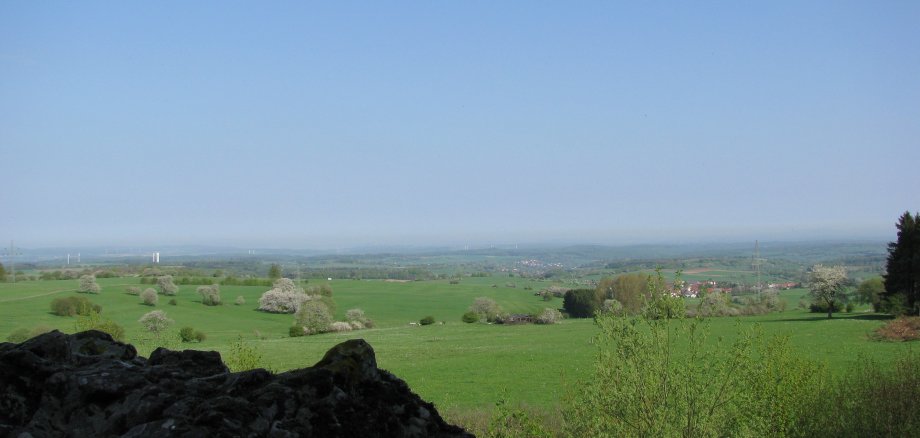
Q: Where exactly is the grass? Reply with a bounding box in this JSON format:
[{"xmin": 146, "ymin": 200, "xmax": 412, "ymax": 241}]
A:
[{"xmin": 0, "ymin": 278, "xmax": 915, "ymax": 412}]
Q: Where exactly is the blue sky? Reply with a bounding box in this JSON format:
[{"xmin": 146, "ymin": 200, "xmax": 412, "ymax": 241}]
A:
[{"xmin": 1, "ymin": 1, "xmax": 918, "ymax": 248}]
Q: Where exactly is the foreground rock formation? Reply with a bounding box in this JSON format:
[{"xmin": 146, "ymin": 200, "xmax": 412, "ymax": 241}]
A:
[{"xmin": 0, "ymin": 330, "xmax": 472, "ymax": 437}]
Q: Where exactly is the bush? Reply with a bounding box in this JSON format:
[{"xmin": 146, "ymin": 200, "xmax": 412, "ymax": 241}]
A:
[
  {"xmin": 294, "ymin": 300, "xmax": 333, "ymax": 335},
  {"xmin": 810, "ymin": 301, "xmax": 845, "ymax": 314},
  {"xmin": 6, "ymin": 326, "xmax": 54, "ymax": 343},
  {"xmin": 139, "ymin": 310, "xmax": 173, "ymax": 338},
  {"xmin": 78, "ymin": 275, "xmax": 101, "ymax": 294},
  {"xmin": 534, "ymin": 308, "xmax": 563, "ymax": 324},
  {"xmin": 224, "ymin": 335, "xmax": 264, "ymax": 372},
  {"xmin": 235, "ymin": 296, "xmax": 245, "ymax": 306},
  {"xmin": 563, "ymin": 289, "xmax": 602, "ymax": 318},
  {"xmin": 179, "ymin": 326, "xmax": 196, "ymax": 342},
  {"xmin": 194, "ymin": 330, "xmax": 206, "ymax": 342},
  {"xmin": 74, "ymin": 311, "xmax": 125, "ymax": 342},
  {"xmin": 873, "ymin": 317, "xmax": 920, "ymax": 341},
  {"xmin": 259, "ymin": 278, "xmax": 310, "ymax": 313},
  {"xmin": 462, "ymin": 311, "xmax": 479, "ymax": 323},
  {"xmin": 196, "ymin": 284, "xmax": 222, "ymax": 306},
  {"xmin": 469, "ymin": 297, "xmax": 503, "ymax": 322},
  {"xmin": 126, "ymin": 286, "xmax": 141, "ymax": 295},
  {"xmin": 564, "ymin": 313, "xmax": 824, "ymax": 437},
  {"xmin": 420, "ymin": 316, "xmax": 435, "ymax": 325},
  {"xmin": 330, "ymin": 321, "xmax": 353, "ymax": 332},
  {"xmin": 168, "ymin": 298, "xmax": 177, "ymax": 305},
  {"xmin": 289, "ymin": 325, "xmax": 305, "ymax": 337},
  {"xmin": 141, "ymin": 288, "xmax": 158, "ymax": 306},
  {"xmin": 602, "ymin": 299, "xmax": 624, "ymax": 315},
  {"xmin": 157, "ymin": 275, "xmax": 179, "ymax": 296},
  {"xmin": 344, "ymin": 308, "xmax": 373, "ymax": 328},
  {"xmin": 50, "ymin": 296, "xmax": 100, "ymax": 316}
]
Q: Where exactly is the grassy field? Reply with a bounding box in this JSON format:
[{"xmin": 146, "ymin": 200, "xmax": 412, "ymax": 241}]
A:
[{"xmin": 0, "ymin": 277, "xmax": 914, "ymax": 413}]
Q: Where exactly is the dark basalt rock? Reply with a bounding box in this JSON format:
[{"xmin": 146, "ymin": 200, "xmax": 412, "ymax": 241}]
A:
[{"xmin": 0, "ymin": 330, "xmax": 473, "ymax": 437}]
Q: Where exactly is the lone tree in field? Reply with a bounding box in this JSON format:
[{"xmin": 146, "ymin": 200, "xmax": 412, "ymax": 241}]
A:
[
  {"xmin": 78, "ymin": 275, "xmax": 101, "ymax": 294},
  {"xmin": 808, "ymin": 265, "xmax": 848, "ymax": 319},
  {"xmin": 157, "ymin": 275, "xmax": 179, "ymax": 296},
  {"xmin": 139, "ymin": 310, "xmax": 173, "ymax": 339},
  {"xmin": 882, "ymin": 211, "xmax": 920, "ymax": 315}
]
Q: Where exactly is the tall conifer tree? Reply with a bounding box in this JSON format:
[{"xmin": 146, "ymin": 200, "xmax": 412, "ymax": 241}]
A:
[{"xmin": 883, "ymin": 211, "xmax": 920, "ymax": 315}]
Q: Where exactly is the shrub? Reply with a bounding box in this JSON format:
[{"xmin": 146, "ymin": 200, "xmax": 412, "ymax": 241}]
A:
[
  {"xmin": 534, "ymin": 308, "xmax": 563, "ymax": 325},
  {"xmin": 168, "ymin": 298, "xmax": 177, "ymax": 305},
  {"xmin": 138, "ymin": 310, "xmax": 173, "ymax": 338},
  {"xmin": 602, "ymin": 299, "xmax": 624, "ymax": 315},
  {"xmin": 469, "ymin": 297, "xmax": 503, "ymax": 322},
  {"xmin": 305, "ymin": 284, "xmax": 333, "ymax": 297},
  {"xmin": 873, "ymin": 317, "xmax": 920, "ymax": 341},
  {"xmin": 289, "ymin": 325, "xmax": 305, "ymax": 337},
  {"xmin": 349, "ymin": 321, "xmax": 365, "ymax": 330},
  {"xmin": 259, "ymin": 278, "xmax": 310, "ymax": 313},
  {"xmin": 194, "ymin": 330, "xmax": 206, "ymax": 342},
  {"xmin": 224, "ymin": 335, "xmax": 264, "ymax": 372},
  {"xmin": 564, "ymin": 313, "xmax": 824, "ymax": 437},
  {"xmin": 462, "ymin": 311, "xmax": 479, "ymax": 323},
  {"xmin": 50, "ymin": 296, "xmax": 100, "ymax": 316},
  {"xmin": 78, "ymin": 275, "xmax": 101, "ymax": 294},
  {"xmin": 179, "ymin": 326, "xmax": 196, "ymax": 342},
  {"xmin": 330, "ymin": 321, "xmax": 353, "ymax": 332},
  {"xmin": 157, "ymin": 275, "xmax": 179, "ymax": 296},
  {"xmin": 126, "ymin": 286, "xmax": 141, "ymax": 295},
  {"xmin": 235, "ymin": 295, "xmax": 245, "ymax": 305},
  {"xmin": 344, "ymin": 308, "xmax": 373, "ymax": 328},
  {"xmin": 196, "ymin": 284, "xmax": 222, "ymax": 306},
  {"xmin": 141, "ymin": 288, "xmax": 158, "ymax": 306},
  {"xmin": 563, "ymin": 289, "xmax": 602, "ymax": 318},
  {"xmin": 74, "ymin": 311, "xmax": 125, "ymax": 342},
  {"xmin": 845, "ymin": 302, "xmax": 855, "ymax": 313},
  {"xmin": 420, "ymin": 316, "xmax": 435, "ymax": 325},
  {"xmin": 7, "ymin": 325, "xmax": 54, "ymax": 343},
  {"xmin": 294, "ymin": 300, "xmax": 333, "ymax": 335},
  {"xmin": 809, "ymin": 301, "xmax": 845, "ymax": 314}
]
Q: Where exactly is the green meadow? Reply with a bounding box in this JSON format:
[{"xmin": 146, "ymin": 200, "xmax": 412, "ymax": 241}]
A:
[{"xmin": 0, "ymin": 277, "xmax": 913, "ymax": 413}]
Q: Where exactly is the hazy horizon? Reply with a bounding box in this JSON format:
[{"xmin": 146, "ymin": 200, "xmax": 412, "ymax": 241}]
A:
[{"xmin": 2, "ymin": 2, "xmax": 917, "ymax": 250}]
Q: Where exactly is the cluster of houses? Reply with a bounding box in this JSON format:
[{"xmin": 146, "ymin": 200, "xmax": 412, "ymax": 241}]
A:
[{"xmin": 672, "ymin": 280, "xmax": 800, "ymax": 298}]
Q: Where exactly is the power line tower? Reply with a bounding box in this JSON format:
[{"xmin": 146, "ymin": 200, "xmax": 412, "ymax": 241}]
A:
[
  {"xmin": 752, "ymin": 240, "xmax": 765, "ymax": 296},
  {"xmin": 2, "ymin": 241, "xmax": 23, "ymax": 283}
]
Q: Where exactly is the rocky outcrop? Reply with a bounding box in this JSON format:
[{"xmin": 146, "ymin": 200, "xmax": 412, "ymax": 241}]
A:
[{"xmin": 0, "ymin": 330, "xmax": 472, "ymax": 437}]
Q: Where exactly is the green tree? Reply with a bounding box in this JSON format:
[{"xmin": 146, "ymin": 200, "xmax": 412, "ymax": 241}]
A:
[
  {"xmin": 883, "ymin": 211, "xmax": 920, "ymax": 315},
  {"xmin": 563, "ymin": 289, "xmax": 603, "ymax": 318},
  {"xmin": 268, "ymin": 263, "xmax": 282, "ymax": 280},
  {"xmin": 856, "ymin": 277, "xmax": 884, "ymax": 312},
  {"xmin": 808, "ymin": 265, "xmax": 848, "ymax": 319},
  {"xmin": 596, "ymin": 273, "xmax": 652, "ymax": 315},
  {"xmin": 0, "ymin": 262, "xmax": 6, "ymax": 282}
]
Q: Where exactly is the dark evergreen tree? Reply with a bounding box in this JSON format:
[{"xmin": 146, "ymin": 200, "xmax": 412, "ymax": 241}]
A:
[
  {"xmin": 882, "ymin": 211, "xmax": 920, "ymax": 315},
  {"xmin": 563, "ymin": 288, "xmax": 603, "ymax": 318},
  {"xmin": 0, "ymin": 262, "xmax": 6, "ymax": 282}
]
